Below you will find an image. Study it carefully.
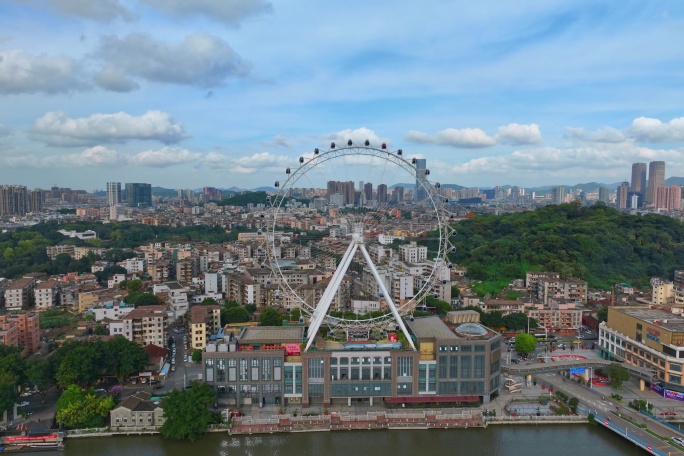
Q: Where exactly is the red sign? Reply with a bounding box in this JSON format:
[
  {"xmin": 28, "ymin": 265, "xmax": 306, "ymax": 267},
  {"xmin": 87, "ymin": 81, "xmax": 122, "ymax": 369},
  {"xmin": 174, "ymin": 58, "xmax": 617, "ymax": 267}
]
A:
[
  {"xmin": 647, "ymin": 327, "xmax": 661, "ymax": 338},
  {"xmin": 5, "ymin": 434, "xmax": 58, "ymax": 442}
]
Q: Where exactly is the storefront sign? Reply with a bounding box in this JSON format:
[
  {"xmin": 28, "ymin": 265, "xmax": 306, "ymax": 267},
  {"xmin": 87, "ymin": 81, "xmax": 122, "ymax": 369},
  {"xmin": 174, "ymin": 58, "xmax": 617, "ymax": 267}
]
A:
[{"xmin": 664, "ymin": 389, "xmax": 684, "ymax": 401}]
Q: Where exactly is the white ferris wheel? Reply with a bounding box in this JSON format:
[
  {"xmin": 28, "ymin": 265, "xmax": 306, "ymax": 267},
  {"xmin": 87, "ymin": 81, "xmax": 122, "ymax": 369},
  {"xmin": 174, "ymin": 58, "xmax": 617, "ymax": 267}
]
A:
[{"xmin": 265, "ymin": 141, "xmax": 456, "ymax": 351}]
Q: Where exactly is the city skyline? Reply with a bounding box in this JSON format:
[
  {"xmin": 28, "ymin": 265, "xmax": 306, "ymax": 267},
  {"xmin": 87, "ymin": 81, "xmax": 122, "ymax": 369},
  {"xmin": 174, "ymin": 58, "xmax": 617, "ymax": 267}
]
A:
[{"xmin": 1, "ymin": 1, "xmax": 684, "ymax": 190}]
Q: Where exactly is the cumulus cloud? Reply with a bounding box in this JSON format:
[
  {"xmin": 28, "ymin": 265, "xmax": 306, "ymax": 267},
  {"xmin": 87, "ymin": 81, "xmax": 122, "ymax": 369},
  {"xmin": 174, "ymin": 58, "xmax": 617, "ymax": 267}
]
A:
[
  {"xmin": 447, "ymin": 142, "xmax": 684, "ymax": 181},
  {"xmin": 406, "ymin": 128, "xmax": 496, "ymax": 148},
  {"xmin": 2, "ymin": 146, "xmax": 123, "ymax": 168},
  {"xmin": 230, "ymin": 152, "xmax": 291, "ymax": 174},
  {"xmin": 29, "ymin": 110, "xmax": 188, "ymax": 147},
  {"xmin": 128, "ymin": 147, "xmax": 201, "ymax": 167},
  {"xmin": 629, "ymin": 117, "xmax": 684, "ymax": 143},
  {"xmin": 44, "ymin": 0, "xmax": 132, "ymax": 21},
  {"xmin": 94, "ymin": 33, "xmax": 251, "ymax": 90},
  {"xmin": 495, "ymin": 123, "xmax": 542, "ymax": 145},
  {"xmin": 324, "ymin": 127, "xmax": 391, "ymax": 148},
  {"xmin": 140, "ymin": 0, "xmax": 271, "ymax": 25},
  {"xmin": 0, "ymin": 49, "xmax": 85, "ymax": 94},
  {"xmin": 565, "ymin": 126, "xmax": 627, "ymax": 143}
]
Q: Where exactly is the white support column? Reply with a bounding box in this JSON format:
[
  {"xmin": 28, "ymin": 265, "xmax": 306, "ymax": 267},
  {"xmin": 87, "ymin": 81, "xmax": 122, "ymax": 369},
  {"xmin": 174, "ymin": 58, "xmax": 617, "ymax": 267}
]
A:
[
  {"xmin": 359, "ymin": 244, "xmax": 416, "ymax": 350},
  {"xmin": 305, "ymin": 240, "xmax": 359, "ymax": 352}
]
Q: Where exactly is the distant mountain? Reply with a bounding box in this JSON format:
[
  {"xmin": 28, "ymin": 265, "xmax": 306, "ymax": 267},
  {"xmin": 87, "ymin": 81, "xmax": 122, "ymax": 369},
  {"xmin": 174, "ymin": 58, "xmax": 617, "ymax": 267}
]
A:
[
  {"xmin": 666, "ymin": 177, "xmax": 684, "ymax": 186},
  {"xmin": 152, "ymin": 186, "xmax": 177, "ymax": 197},
  {"xmin": 252, "ymin": 186, "xmax": 278, "ymax": 192}
]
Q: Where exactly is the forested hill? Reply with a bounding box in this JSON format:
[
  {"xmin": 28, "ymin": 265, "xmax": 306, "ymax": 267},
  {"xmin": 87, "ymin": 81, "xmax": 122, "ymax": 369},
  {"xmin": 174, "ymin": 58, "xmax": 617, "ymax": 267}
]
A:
[{"xmin": 447, "ymin": 202, "xmax": 684, "ymax": 290}]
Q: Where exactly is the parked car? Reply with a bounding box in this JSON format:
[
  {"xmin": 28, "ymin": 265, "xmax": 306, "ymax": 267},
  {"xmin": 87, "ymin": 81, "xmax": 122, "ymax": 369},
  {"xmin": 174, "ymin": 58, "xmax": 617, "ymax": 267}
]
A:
[
  {"xmin": 16, "ymin": 401, "xmax": 29, "ymax": 407},
  {"xmin": 153, "ymin": 384, "xmax": 163, "ymax": 390}
]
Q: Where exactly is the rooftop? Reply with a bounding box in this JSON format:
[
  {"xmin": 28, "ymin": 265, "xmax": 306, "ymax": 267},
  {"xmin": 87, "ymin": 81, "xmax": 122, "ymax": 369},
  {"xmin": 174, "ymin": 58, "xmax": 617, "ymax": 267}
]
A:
[
  {"xmin": 615, "ymin": 308, "xmax": 684, "ymax": 333},
  {"xmin": 406, "ymin": 316, "xmax": 458, "ymax": 340},
  {"xmin": 238, "ymin": 326, "xmax": 304, "ymax": 345}
]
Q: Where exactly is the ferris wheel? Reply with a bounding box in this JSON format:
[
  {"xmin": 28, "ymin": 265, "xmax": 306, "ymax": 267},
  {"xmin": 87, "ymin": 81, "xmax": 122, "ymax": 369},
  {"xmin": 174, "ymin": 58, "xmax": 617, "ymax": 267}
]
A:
[{"xmin": 266, "ymin": 141, "xmax": 455, "ymax": 351}]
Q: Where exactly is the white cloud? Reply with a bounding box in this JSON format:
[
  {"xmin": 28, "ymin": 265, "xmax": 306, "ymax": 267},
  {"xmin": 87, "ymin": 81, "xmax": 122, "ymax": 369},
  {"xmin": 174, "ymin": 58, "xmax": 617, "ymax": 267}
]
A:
[
  {"xmin": 495, "ymin": 123, "xmax": 542, "ymax": 145},
  {"xmin": 406, "ymin": 127, "xmax": 495, "ymax": 148},
  {"xmin": 44, "ymin": 0, "xmax": 132, "ymax": 21},
  {"xmin": 129, "ymin": 147, "xmax": 201, "ymax": 167},
  {"xmin": 94, "ymin": 33, "xmax": 251, "ymax": 90},
  {"xmin": 629, "ymin": 117, "xmax": 684, "ymax": 143},
  {"xmin": 140, "ymin": 0, "xmax": 271, "ymax": 25},
  {"xmin": 231, "ymin": 152, "xmax": 291, "ymax": 174},
  {"xmin": 324, "ymin": 127, "xmax": 391, "ymax": 148},
  {"xmin": 565, "ymin": 126, "xmax": 626, "ymax": 143},
  {"xmin": 0, "ymin": 49, "xmax": 85, "ymax": 94},
  {"xmin": 2, "ymin": 146, "xmax": 123, "ymax": 168},
  {"xmin": 0, "ymin": 124, "xmax": 11, "ymax": 137},
  {"xmin": 29, "ymin": 110, "xmax": 188, "ymax": 146}
]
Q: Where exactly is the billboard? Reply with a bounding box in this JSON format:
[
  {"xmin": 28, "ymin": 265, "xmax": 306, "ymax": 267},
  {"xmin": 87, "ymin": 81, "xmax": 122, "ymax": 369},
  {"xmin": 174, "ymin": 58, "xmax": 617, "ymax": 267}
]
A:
[{"xmin": 569, "ymin": 367, "xmax": 586, "ymax": 375}]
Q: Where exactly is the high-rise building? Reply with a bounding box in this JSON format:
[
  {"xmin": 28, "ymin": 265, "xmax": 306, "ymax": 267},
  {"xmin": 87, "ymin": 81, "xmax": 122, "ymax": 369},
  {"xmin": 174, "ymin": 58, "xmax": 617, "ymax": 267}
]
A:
[
  {"xmin": 124, "ymin": 183, "xmax": 152, "ymax": 207},
  {"xmin": 616, "ymin": 181, "xmax": 629, "ymax": 209},
  {"xmin": 646, "ymin": 161, "xmax": 666, "ymax": 205},
  {"xmin": 363, "ymin": 182, "xmax": 373, "ymax": 202},
  {"xmin": 598, "ymin": 187, "xmax": 609, "ymax": 204},
  {"xmin": 655, "ymin": 185, "xmax": 682, "ymax": 210},
  {"xmin": 631, "ymin": 163, "xmax": 647, "ymax": 197},
  {"xmin": 392, "ymin": 186, "xmax": 404, "ymax": 203},
  {"xmin": 551, "ymin": 186, "xmax": 567, "ymax": 205},
  {"xmin": 106, "ymin": 182, "xmax": 121, "ymax": 206},
  {"xmin": 414, "ymin": 159, "xmax": 427, "ymax": 201},
  {"xmin": 377, "ymin": 184, "xmax": 388, "ymax": 203},
  {"xmin": 28, "ymin": 189, "xmax": 43, "ymax": 213},
  {"xmin": 0, "ymin": 185, "xmax": 28, "ymax": 215}
]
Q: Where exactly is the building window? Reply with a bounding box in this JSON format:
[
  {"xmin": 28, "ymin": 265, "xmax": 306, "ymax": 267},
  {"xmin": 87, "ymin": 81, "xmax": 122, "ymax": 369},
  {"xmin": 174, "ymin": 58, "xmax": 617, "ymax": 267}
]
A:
[
  {"xmin": 308, "ymin": 358, "xmax": 324, "ymax": 379},
  {"xmin": 438, "ymin": 356, "xmax": 447, "ymax": 379},
  {"xmin": 461, "ymin": 356, "xmax": 472, "ymax": 378},
  {"xmin": 397, "ymin": 357, "xmax": 413, "ymax": 377}
]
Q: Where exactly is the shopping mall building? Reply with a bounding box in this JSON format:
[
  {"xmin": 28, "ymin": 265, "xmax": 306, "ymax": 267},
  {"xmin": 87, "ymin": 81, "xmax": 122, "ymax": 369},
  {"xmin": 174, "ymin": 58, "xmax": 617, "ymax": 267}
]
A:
[
  {"xmin": 599, "ymin": 307, "xmax": 684, "ymax": 392},
  {"xmin": 202, "ymin": 314, "xmax": 502, "ymax": 407}
]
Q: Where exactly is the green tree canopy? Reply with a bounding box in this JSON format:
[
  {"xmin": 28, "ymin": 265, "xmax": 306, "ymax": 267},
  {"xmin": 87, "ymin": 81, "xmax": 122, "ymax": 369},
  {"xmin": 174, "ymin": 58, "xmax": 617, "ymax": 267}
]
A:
[
  {"xmin": 259, "ymin": 307, "xmax": 282, "ymax": 326},
  {"xmin": 159, "ymin": 382, "xmax": 215, "ymax": 441},
  {"xmin": 515, "ymin": 334, "xmax": 537, "ymax": 354},
  {"xmin": 26, "ymin": 359, "xmax": 55, "ymax": 403},
  {"xmin": 504, "ymin": 312, "xmax": 535, "ymax": 332},
  {"xmin": 607, "ymin": 363, "xmax": 630, "ymax": 389},
  {"xmin": 104, "ymin": 336, "xmax": 149, "ymax": 384},
  {"xmin": 55, "ymin": 385, "xmax": 115, "ymax": 429},
  {"xmin": 222, "ymin": 306, "xmax": 250, "ymax": 325}
]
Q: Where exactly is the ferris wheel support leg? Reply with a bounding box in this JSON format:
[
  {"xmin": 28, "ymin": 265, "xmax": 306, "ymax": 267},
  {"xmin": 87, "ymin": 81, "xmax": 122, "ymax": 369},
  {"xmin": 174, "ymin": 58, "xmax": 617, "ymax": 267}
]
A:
[
  {"xmin": 358, "ymin": 244, "xmax": 416, "ymax": 351},
  {"xmin": 304, "ymin": 241, "xmax": 359, "ymax": 352}
]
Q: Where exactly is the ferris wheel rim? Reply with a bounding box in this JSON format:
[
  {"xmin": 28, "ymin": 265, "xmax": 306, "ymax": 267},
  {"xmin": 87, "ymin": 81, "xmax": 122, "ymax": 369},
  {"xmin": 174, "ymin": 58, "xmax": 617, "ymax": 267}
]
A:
[{"xmin": 267, "ymin": 144, "xmax": 447, "ymax": 327}]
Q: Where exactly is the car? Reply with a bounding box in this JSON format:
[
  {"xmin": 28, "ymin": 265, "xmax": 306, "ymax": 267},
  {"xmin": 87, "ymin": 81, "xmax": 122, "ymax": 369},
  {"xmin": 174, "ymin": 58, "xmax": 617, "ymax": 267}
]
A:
[
  {"xmin": 94, "ymin": 388, "xmax": 107, "ymax": 393},
  {"xmin": 171, "ymin": 358, "xmax": 176, "ymax": 365},
  {"xmin": 153, "ymin": 384, "xmax": 163, "ymax": 390},
  {"xmin": 20, "ymin": 391, "xmax": 33, "ymax": 397},
  {"xmin": 16, "ymin": 401, "xmax": 29, "ymax": 407},
  {"xmin": 150, "ymin": 379, "xmax": 160, "ymax": 385},
  {"xmin": 672, "ymin": 436, "xmax": 684, "ymax": 446}
]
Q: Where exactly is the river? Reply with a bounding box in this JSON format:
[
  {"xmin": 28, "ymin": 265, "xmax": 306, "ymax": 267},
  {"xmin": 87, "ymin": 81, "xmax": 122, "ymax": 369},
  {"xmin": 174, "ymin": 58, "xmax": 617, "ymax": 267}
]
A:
[{"xmin": 51, "ymin": 425, "xmax": 644, "ymax": 456}]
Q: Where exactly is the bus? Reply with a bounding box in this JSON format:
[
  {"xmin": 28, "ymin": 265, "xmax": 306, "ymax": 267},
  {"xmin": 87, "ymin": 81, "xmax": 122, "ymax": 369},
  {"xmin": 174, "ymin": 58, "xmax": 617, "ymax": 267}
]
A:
[{"xmin": 533, "ymin": 333, "xmax": 548, "ymax": 341}]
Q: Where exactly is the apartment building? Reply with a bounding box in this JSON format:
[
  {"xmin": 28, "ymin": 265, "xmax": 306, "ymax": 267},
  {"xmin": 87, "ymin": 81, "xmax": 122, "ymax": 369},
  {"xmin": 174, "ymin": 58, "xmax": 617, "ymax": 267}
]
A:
[
  {"xmin": 525, "ymin": 271, "xmax": 560, "ymax": 292},
  {"xmin": 525, "ymin": 298, "xmax": 581, "ymax": 332},
  {"xmin": 148, "ymin": 261, "xmax": 171, "ymax": 282},
  {"xmin": 480, "ymin": 299, "xmax": 525, "ymax": 316},
  {"xmin": 4, "ymin": 277, "xmax": 36, "ymax": 310},
  {"xmin": 34, "ymin": 279, "xmax": 59, "ymax": 311},
  {"xmin": 46, "ymin": 245, "xmax": 75, "ymax": 259},
  {"xmin": 119, "ymin": 258, "xmax": 146, "ymax": 275},
  {"xmin": 399, "ymin": 241, "xmax": 428, "ymax": 263},
  {"xmin": 536, "ymin": 278, "xmax": 587, "ymax": 304},
  {"xmin": 0, "ymin": 313, "xmax": 40, "ymax": 354},
  {"xmin": 189, "ymin": 305, "xmax": 222, "ymax": 350},
  {"xmin": 152, "ymin": 282, "xmax": 189, "ymax": 317},
  {"xmin": 122, "ymin": 305, "xmax": 168, "ymax": 347},
  {"xmin": 92, "ymin": 301, "xmax": 135, "ymax": 321},
  {"xmin": 110, "ymin": 391, "xmax": 165, "ymax": 431}
]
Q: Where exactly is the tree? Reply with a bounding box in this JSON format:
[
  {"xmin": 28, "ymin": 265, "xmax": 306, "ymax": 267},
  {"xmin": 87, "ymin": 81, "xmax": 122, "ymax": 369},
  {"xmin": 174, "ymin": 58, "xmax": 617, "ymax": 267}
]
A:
[
  {"xmin": 201, "ymin": 298, "xmax": 219, "ymax": 306},
  {"xmin": 597, "ymin": 306, "xmax": 608, "ymax": 323},
  {"xmin": 26, "ymin": 359, "xmax": 55, "ymax": 403},
  {"xmin": 126, "ymin": 292, "xmax": 162, "ymax": 307},
  {"xmin": 159, "ymin": 382, "xmax": 215, "ymax": 441},
  {"xmin": 504, "ymin": 312, "xmax": 534, "ymax": 332},
  {"xmin": 259, "ymin": 307, "xmax": 282, "ymax": 326},
  {"xmin": 93, "ymin": 324, "xmax": 108, "ymax": 335},
  {"xmin": 0, "ymin": 371, "xmax": 19, "ymax": 414},
  {"xmin": 222, "ymin": 306, "xmax": 250, "ymax": 325},
  {"xmin": 55, "ymin": 344, "xmax": 102, "ymax": 388},
  {"xmin": 192, "ymin": 349, "xmax": 202, "ymax": 363},
  {"xmin": 607, "ymin": 363, "xmax": 630, "ymax": 389},
  {"xmin": 104, "ymin": 336, "xmax": 149, "ymax": 384},
  {"xmin": 55, "ymin": 385, "xmax": 115, "ymax": 429},
  {"xmin": 514, "ymin": 334, "xmax": 537, "ymax": 354},
  {"xmin": 119, "ymin": 279, "xmax": 142, "ymax": 292},
  {"xmin": 568, "ymin": 397, "xmax": 579, "ymax": 412}
]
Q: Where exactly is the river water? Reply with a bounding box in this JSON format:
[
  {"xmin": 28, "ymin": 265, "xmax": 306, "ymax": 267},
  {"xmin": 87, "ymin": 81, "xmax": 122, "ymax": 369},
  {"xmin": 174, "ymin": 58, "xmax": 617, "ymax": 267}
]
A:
[{"xmin": 55, "ymin": 425, "xmax": 643, "ymax": 456}]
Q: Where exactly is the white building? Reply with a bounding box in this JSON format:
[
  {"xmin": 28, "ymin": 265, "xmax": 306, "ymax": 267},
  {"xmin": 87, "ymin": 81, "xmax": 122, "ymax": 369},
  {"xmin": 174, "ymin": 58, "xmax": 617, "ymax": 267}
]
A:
[
  {"xmin": 119, "ymin": 258, "xmax": 146, "ymax": 275},
  {"xmin": 399, "ymin": 241, "xmax": 427, "ymax": 263},
  {"xmin": 34, "ymin": 279, "xmax": 58, "ymax": 311},
  {"xmin": 92, "ymin": 302, "xmax": 135, "ymax": 321},
  {"xmin": 204, "ymin": 271, "xmax": 224, "ymax": 295}
]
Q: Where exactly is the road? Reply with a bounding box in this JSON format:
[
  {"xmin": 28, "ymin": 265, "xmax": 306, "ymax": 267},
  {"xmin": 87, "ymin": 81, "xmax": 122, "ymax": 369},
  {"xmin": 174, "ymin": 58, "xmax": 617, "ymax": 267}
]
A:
[{"xmin": 538, "ymin": 372, "xmax": 684, "ymax": 455}]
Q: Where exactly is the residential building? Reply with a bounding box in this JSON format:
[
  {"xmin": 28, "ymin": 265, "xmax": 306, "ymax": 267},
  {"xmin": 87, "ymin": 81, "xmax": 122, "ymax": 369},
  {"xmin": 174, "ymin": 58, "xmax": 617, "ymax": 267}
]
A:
[
  {"xmin": 480, "ymin": 299, "xmax": 525, "ymax": 316},
  {"xmin": 398, "ymin": 241, "xmax": 427, "ymax": 263},
  {"xmin": 34, "ymin": 279, "xmax": 59, "ymax": 311},
  {"xmin": 0, "ymin": 185, "xmax": 28, "ymax": 216},
  {"xmin": 205, "ymin": 271, "xmax": 224, "ymax": 295},
  {"xmin": 46, "ymin": 245, "xmax": 75, "ymax": 260},
  {"xmin": 110, "ymin": 391, "xmax": 165, "ymax": 431},
  {"xmin": 551, "ymin": 186, "xmax": 567, "ymax": 204},
  {"xmin": 653, "ymin": 281, "xmax": 674, "ymax": 305},
  {"xmin": 414, "ymin": 158, "xmax": 427, "ymax": 201},
  {"xmin": 122, "ymin": 305, "xmax": 168, "ymax": 347},
  {"xmin": 4, "ymin": 277, "xmax": 36, "ymax": 310},
  {"xmin": 92, "ymin": 302, "xmax": 135, "ymax": 321},
  {"xmin": 119, "ymin": 258, "xmax": 146, "ymax": 275},
  {"xmin": 537, "ymin": 278, "xmax": 587, "ymax": 304},
  {"xmin": 526, "ymin": 298, "xmax": 581, "ymax": 332},
  {"xmin": 616, "ymin": 181, "xmax": 629, "ymax": 209},
  {"xmin": 0, "ymin": 313, "xmax": 40, "ymax": 354},
  {"xmin": 525, "ymin": 271, "xmax": 560, "ymax": 293},
  {"xmin": 189, "ymin": 305, "xmax": 222, "ymax": 350},
  {"xmin": 153, "ymin": 282, "xmax": 189, "ymax": 317}
]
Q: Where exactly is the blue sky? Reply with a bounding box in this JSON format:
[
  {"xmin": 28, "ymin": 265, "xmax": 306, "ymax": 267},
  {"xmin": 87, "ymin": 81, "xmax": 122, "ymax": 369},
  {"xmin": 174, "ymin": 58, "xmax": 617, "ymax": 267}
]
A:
[{"xmin": 1, "ymin": 0, "xmax": 684, "ymax": 191}]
